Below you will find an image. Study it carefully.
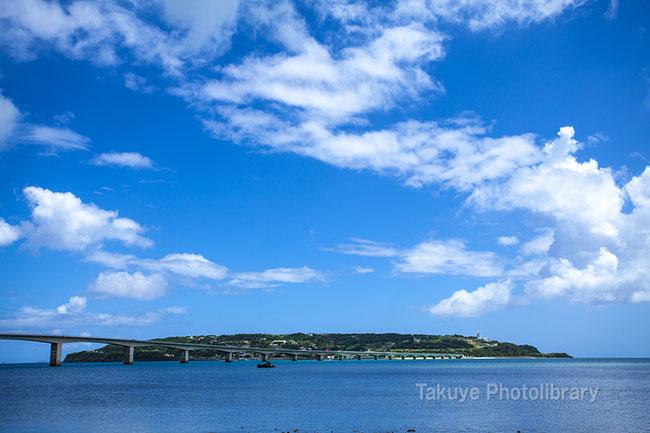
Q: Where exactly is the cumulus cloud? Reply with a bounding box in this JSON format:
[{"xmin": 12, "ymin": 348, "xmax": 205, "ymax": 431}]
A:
[
  {"xmin": 90, "ymin": 152, "xmax": 156, "ymax": 169},
  {"xmin": 0, "ymin": 92, "xmax": 20, "ymax": 149},
  {"xmin": 0, "ymin": 296, "xmax": 186, "ymax": 330},
  {"xmin": 0, "ymin": 217, "xmax": 21, "ymax": 246},
  {"xmin": 427, "ymin": 280, "xmax": 514, "ymax": 317},
  {"xmin": 20, "ymin": 186, "xmax": 152, "ymax": 251},
  {"xmin": 228, "ymin": 266, "xmax": 325, "ymax": 289},
  {"xmin": 85, "ymin": 250, "xmax": 322, "ymax": 294},
  {"xmin": 89, "ymin": 271, "xmax": 168, "ymax": 300},
  {"xmin": 55, "ymin": 295, "xmax": 87, "ymax": 314},
  {"xmin": 428, "ymin": 129, "xmax": 650, "ymax": 315}
]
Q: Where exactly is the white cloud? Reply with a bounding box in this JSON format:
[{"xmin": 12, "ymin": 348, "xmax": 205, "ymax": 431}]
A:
[
  {"xmin": 123, "ymin": 72, "xmax": 156, "ymax": 93},
  {"xmin": 86, "ymin": 250, "xmax": 322, "ymax": 293},
  {"xmin": 352, "ymin": 266, "xmax": 375, "ymax": 274},
  {"xmin": 0, "ymin": 0, "xmax": 239, "ymax": 74},
  {"xmin": 20, "ymin": 186, "xmax": 152, "ymax": 251},
  {"xmin": 55, "ymin": 296, "xmax": 87, "ymax": 314},
  {"xmin": 0, "ymin": 92, "xmax": 20, "ymax": 150},
  {"xmin": 89, "ymin": 271, "xmax": 168, "ymax": 300},
  {"xmin": 0, "ymin": 217, "xmax": 21, "ymax": 246},
  {"xmin": 587, "ymin": 131, "xmax": 609, "ymax": 145},
  {"xmin": 421, "ymin": 0, "xmax": 586, "ymax": 30},
  {"xmin": 428, "ymin": 280, "xmax": 514, "ymax": 317},
  {"xmin": 202, "ymin": 23, "xmax": 445, "ymax": 121},
  {"xmin": 21, "ymin": 125, "xmax": 90, "ymax": 152},
  {"xmin": 497, "ymin": 236, "xmax": 519, "ymax": 246},
  {"xmin": 84, "ymin": 251, "xmax": 228, "ymax": 281},
  {"xmin": 90, "ymin": 152, "xmax": 156, "ymax": 169},
  {"xmin": 521, "ymin": 229, "xmax": 555, "ymax": 256},
  {"xmin": 605, "ymin": 0, "xmax": 619, "ymax": 19},
  {"xmin": 394, "ymin": 239, "xmax": 505, "ymax": 277},
  {"xmin": 318, "ymin": 0, "xmax": 585, "ymax": 32},
  {"xmin": 206, "ymin": 113, "xmax": 542, "ymax": 189},
  {"xmin": 326, "ymin": 237, "xmax": 401, "ymax": 257},
  {"xmin": 525, "ymin": 247, "xmax": 620, "ymax": 303},
  {"xmin": 228, "ymin": 266, "xmax": 325, "ymax": 289},
  {"xmin": 470, "ymin": 127, "xmax": 623, "ymax": 238},
  {"xmin": 151, "ymin": 253, "xmax": 228, "ymax": 280},
  {"xmin": 330, "ymin": 237, "xmax": 506, "ymax": 278},
  {"xmin": 0, "ymin": 296, "xmax": 186, "ymax": 330},
  {"xmin": 625, "ymin": 166, "xmax": 650, "ymax": 208}
]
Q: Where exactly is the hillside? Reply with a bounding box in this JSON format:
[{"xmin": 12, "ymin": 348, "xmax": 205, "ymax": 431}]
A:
[{"xmin": 64, "ymin": 333, "xmax": 571, "ymax": 362}]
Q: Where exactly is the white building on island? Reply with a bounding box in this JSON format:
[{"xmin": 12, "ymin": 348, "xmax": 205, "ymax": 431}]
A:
[{"xmin": 476, "ymin": 332, "xmax": 488, "ymax": 341}]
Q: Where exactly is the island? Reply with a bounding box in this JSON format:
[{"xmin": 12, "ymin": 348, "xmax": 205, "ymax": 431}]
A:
[{"xmin": 64, "ymin": 333, "xmax": 571, "ymax": 362}]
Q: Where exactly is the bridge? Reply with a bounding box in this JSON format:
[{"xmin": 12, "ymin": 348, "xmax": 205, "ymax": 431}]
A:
[{"xmin": 0, "ymin": 333, "xmax": 463, "ymax": 366}]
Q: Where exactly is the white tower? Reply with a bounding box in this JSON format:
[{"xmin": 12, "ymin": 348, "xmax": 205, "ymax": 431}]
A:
[{"xmin": 476, "ymin": 331, "xmax": 483, "ymax": 341}]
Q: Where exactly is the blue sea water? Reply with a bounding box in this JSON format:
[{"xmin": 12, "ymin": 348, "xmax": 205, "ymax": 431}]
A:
[{"xmin": 0, "ymin": 358, "xmax": 649, "ymax": 433}]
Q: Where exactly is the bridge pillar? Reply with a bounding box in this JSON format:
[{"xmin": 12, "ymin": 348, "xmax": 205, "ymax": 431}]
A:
[
  {"xmin": 123, "ymin": 346, "xmax": 134, "ymax": 365},
  {"xmin": 261, "ymin": 353, "xmax": 269, "ymax": 362},
  {"xmin": 224, "ymin": 352, "xmax": 233, "ymax": 363},
  {"xmin": 317, "ymin": 354, "xmax": 323, "ymax": 361},
  {"xmin": 50, "ymin": 342, "xmax": 62, "ymax": 366},
  {"xmin": 400, "ymin": 355, "xmax": 405, "ymax": 360},
  {"xmin": 180, "ymin": 350, "xmax": 189, "ymax": 363},
  {"xmin": 291, "ymin": 354, "xmax": 298, "ymax": 361},
  {"xmin": 356, "ymin": 355, "xmax": 362, "ymax": 360},
  {"xmin": 388, "ymin": 356, "xmax": 393, "ymax": 360},
  {"xmin": 373, "ymin": 356, "xmax": 378, "ymax": 360},
  {"xmin": 337, "ymin": 355, "xmax": 343, "ymax": 361}
]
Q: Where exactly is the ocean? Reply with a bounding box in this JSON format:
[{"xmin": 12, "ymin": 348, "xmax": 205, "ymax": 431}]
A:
[{"xmin": 1, "ymin": 358, "xmax": 648, "ymax": 432}]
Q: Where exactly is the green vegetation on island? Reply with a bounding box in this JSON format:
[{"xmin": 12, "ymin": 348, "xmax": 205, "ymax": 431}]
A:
[{"xmin": 64, "ymin": 333, "xmax": 571, "ymax": 362}]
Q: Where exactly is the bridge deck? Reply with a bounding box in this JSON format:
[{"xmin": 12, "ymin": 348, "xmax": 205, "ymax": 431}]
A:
[{"xmin": 0, "ymin": 333, "xmax": 463, "ymax": 366}]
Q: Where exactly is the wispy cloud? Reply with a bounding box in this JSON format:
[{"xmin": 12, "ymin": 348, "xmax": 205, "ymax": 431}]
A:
[
  {"xmin": 124, "ymin": 72, "xmax": 156, "ymax": 94},
  {"xmin": 0, "ymin": 92, "xmax": 20, "ymax": 150},
  {"xmin": 21, "ymin": 125, "xmax": 90, "ymax": 152},
  {"xmin": 0, "ymin": 296, "xmax": 186, "ymax": 331},
  {"xmin": 227, "ymin": 266, "xmax": 326, "ymax": 289},
  {"xmin": 90, "ymin": 152, "xmax": 156, "ymax": 170}
]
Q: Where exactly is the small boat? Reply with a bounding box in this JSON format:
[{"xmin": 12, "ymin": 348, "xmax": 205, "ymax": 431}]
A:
[{"xmin": 257, "ymin": 361, "xmax": 276, "ymax": 368}]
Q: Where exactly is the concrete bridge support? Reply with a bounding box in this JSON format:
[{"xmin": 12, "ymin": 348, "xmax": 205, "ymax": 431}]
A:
[
  {"xmin": 373, "ymin": 356, "xmax": 378, "ymax": 360},
  {"xmin": 50, "ymin": 342, "xmax": 62, "ymax": 366},
  {"xmin": 224, "ymin": 352, "xmax": 233, "ymax": 362},
  {"xmin": 260, "ymin": 353, "xmax": 269, "ymax": 362},
  {"xmin": 388, "ymin": 355, "xmax": 393, "ymax": 360},
  {"xmin": 123, "ymin": 346, "xmax": 134, "ymax": 365},
  {"xmin": 356, "ymin": 355, "xmax": 362, "ymax": 360},
  {"xmin": 337, "ymin": 355, "xmax": 343, "ymax": 361},
  {"xmin": 291, "ymin": 354, "xmax": 298, "ymax": 361},
  {"xmin": 180, "ymin": 350, "xmax": 189, "ymax": 363},
  {"xmin": 317, "ymin": 354, "xmax": 324, "ymax": 361},
  {"xmin": 400, "ymin": 355, "xmax": 405, "ymax": 360}
]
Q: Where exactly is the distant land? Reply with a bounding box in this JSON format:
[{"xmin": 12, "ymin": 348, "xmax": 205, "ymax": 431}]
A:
[{"xmin": 64, "ymin": 333, "xmax": 571, "ymax": 362}]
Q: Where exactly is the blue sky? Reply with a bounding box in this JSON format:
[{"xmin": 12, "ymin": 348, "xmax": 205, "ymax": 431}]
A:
[{"xmin": 0, "ymin": 0, "xmax": 649, "ymax": 362}]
